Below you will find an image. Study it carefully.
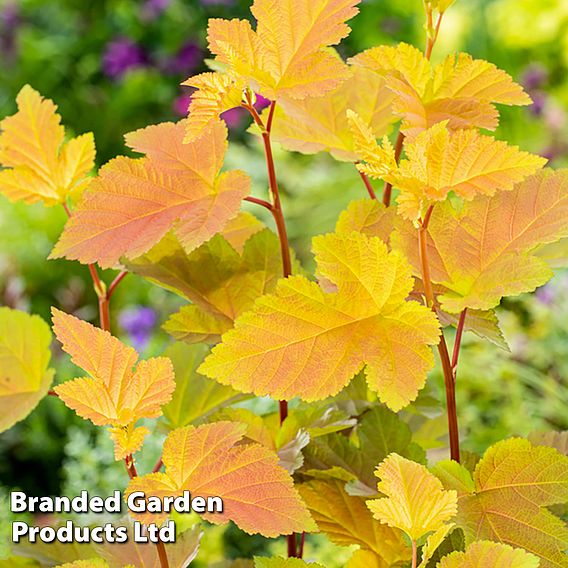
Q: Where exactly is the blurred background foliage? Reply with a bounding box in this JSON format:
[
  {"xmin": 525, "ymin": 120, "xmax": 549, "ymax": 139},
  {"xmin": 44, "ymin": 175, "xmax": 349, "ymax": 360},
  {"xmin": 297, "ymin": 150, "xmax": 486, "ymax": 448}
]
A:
[{"xmin": 1, "ymin": 0, "xmax": 568, "ymax": 564}]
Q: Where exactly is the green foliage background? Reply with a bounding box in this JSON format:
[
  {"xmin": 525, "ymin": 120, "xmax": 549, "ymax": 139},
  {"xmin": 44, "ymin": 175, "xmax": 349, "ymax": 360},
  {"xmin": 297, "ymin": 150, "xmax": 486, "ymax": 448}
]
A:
[{"xmin": 1, "ymin": 0, "xmax": 567, "ymax": 564}]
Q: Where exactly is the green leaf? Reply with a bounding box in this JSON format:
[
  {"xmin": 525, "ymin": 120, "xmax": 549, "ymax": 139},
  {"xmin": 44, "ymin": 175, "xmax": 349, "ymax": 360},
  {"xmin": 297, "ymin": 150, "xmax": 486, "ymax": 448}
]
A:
[
  {"xmin": 425, "ymin": 528, "xmax": 465, "ymax": 567},
  {"xmin": 126, "ymin": 227, "xmax": 287, "ymax": 345},
  {"xmin": 434, "ymin": 438, "xmax": 568, "ymax": 567},
  {"xmin": 0, "ymin": 307, "xmax": 54, "ymax": 433},
  {"xmin": 437, "ymin": 541, "xmax": 540, "ymax": 568},
  {"xmin": 162, "ymin": 342, "xmax": 246, "ymax": 430},
  {"xmin": 303, "ymin": 405, "xmax": 426, "ymax": 494}
]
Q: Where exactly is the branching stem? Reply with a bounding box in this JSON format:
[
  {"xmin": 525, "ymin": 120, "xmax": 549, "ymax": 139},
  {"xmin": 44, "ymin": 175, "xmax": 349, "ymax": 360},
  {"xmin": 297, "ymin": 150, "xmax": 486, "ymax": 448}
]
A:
[
  {"xmin": 61, "ymin": 202, "xmax": 168, "ymax": 566},
  {"xmin": 243, "ymin": 95, "xmax": 301, "ymax": 557}
]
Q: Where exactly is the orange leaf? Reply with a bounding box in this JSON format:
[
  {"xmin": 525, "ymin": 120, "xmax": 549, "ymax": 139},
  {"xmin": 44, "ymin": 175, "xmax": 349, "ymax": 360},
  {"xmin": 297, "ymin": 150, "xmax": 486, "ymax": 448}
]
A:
[
  {"xmin": 183, "ymin": 0, "xmax": 360, "ymax": 140},
  {"xmin": 52, "ymin": 309, "xmax": 175, "ymax": 458},
  {"xmin": 393, "ymin": 170, "xmax": 568, "ymax": 312},
  {"xmin": 351, "ymin": 44, "xmax": 531, "ymax": 140},
  {"xmin": 51, "ymin": 121, "xmax": 249, "ymax": 268},
  {"xmin": 125, "ymin": 421, "xmax": 316, "ymax": 536},
  {"xmin": 0, "ymin": 85, "xmax": 95, "ymax": 205}
]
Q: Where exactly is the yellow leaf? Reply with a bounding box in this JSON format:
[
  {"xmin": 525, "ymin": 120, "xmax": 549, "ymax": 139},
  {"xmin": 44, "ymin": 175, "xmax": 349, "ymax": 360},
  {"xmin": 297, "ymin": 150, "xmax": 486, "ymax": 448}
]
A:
[
  {"xmin": 109, "ymin": 425, "xmax": 150, "ymax": 461},
  {"xmin": 126, "ymin": 227, "xmax": 285, "ymax": 345},
  {"xmin": 335, "ymin": 199, "xmax": 396, "ymax": 244},
  {"xmin": 52, "ymin": 309, "xmax": 175, "ymax": 458},
  {"xmin": 249, "ymin": 0, "xmax": 359, "ymax": 99},
  {"xmin": 125, "ymin": 421, "xmax": 316, "ymax": 536},
  {"xmin": 382, "ymin": 121, "xmax": 545, "ymax": 221},
  {"xmin": 299, "ymin": 479, "xmax": 410, "ymax": 565},
  {"xmin": 200, "ymin": 232, "xmax": 440, "ymax": 410},
  {"xmin": 51, "ymin": 120, "xmax": 249, "ymax": 268},
  {"xmin": 346, "ymin": 549, "xmax": 389, "ymax": 568},
  {"xmin": 0, "ymin": 85, "xmax": 95, "ymax": 206},
  {"xmin": 0, "ymin": 308, "xmax": 54, "ymax": 433},
  {"xmin": 184, "ymin": 0, "xmax": 360, "ymax": 138},
  {"xmin": 437, "ymin": 541, "xmax": 540, "ymax": 568},
  {"xmin": 393, "ymin": 169, "xmax": 568, "ymax": 311},
  {"xmin": 351, "ymin": 43, "xmax": 432, "ymax": 97},
  {"xmin": 430, "ymin": 0, "xmax": 455, "ymax": 12},
  {"xmin": 183, "ymin": 72, "xmax": 246, "ymax": 142},
  {"xmin": 433, "ymin": 438, "xmax": 568, "ymax": 567},
  {"xmin": 418, "ymin": 524, "xmax": 455, "ymax": 567},
  {"xmin": 351, "ymin": 44, "xmax": 531, "ymax": 139},
  {"xmin": 367, "ymin": 453, "xmax": 457, "ymax": 542},
  {"xmin": 347, "ymin": 110, "xmax": 397, "ymax": 179},
  {"xmin": 267, "ymin": 66, "xmax": 395, "ymax": 161}
]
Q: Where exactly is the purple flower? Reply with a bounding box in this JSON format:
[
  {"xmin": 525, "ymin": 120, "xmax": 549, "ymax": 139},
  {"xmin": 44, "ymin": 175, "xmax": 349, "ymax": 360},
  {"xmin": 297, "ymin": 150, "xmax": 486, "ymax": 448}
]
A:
[
  {"xmin": 173, "ymin": 93, "xmax": 192, "ymax": 117},
  {"xmin": 119, "ymin": 306, "xmax": 157, "ymax": 351},
  {"xmin": 522, "ymin": 64, "xmax": 548, "ymax": 91},
  {"xmin": 102, "ymin": 38, "xmax": 147, "ymax": 80},
  {"xmin": 0, "ymin": 2, "xmax": 21, "ymax": 59},
  {"xmin": 165, "ymin": 41, "xmax": 202, "ymax": 75},
  {"xmin": 141, "ymin": 0, "xmax": 170, "ymax": 21},
  {"xmin": 529, "ymin": 91, "xmax": 546, "ymax": 117},
  {"xmin": 254, "ymin": 93, "xmax": 271, "ymax": 111},
  {"xmin": 221, "ymin": 107, "xmax": 246, "ymax": 129},
  {"xmin": 536, "ymin": 284, "xmax": 555, "ymax": 305}
]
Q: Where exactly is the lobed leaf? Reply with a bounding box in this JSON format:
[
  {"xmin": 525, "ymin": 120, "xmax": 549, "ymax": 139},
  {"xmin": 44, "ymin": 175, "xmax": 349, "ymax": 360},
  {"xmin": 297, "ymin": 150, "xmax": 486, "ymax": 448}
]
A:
[
  {"xmin": 184, "ymin": 0, "xmax": 361, "ymax": 140},
  {"xmin": 437, "ymin": 541, "xmax": 540, "ymax": 568},
  {"xmin": 51, "ymin": 121, "xmax": 249, "ymax": 268},
  {"xmin": 52, "ymin": 309, "xmax": 175, "ymax": 458},
  {"xmin": 266, "ymin": 66, "xmax": 395, "ymax": 161},
  {"xmin": 126, "ymin": 226, "xmax": 286, "ymax": 345},
  {"xmin": 351, "ymin": 43, "xmax": 531, "ymax": 140},
  {"xmin": 433, "ymin": 438, "xmax": 568, "ymax": 567},
  {"xmin": 200, "ymin": 232, "xmax": 440, "ymax": 410},
  {"xmin": 125, "ymin": 421, "xmax": 316, "ymax": 536},
  {"xmin": 393, "ymin": 169, "xmax": 568, "ymax": 312},
  {"xmin": 299, "ymin": 478, "xmax": 410, "ymax": 564},
  {"xmin": 367, "ymin": 453, "xmax": 457, "ymax": 542},
  {"xmin": 0, "ymin": 85, "xmax": 95, "ymax": 206},
  {"xmin": 0, "ymin": 308, "xmax": 54, "ymax": 433},
  {"xmin": 354, "ymin": 120, "xmax": 545, "ymax": 222}
]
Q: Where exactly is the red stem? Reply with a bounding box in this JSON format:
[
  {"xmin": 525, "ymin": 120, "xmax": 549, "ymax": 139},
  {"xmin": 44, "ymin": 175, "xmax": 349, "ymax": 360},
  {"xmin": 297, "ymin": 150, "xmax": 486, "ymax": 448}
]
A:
[
  {"xmin": 62, "ymin": 189, "xmax": 166, "ymax": 567},
  {"xmin": 452, "ymin": 308, "xmax": 467, "ymax": 374},
  {"xmin": 107, "ymin": 271, "xmax": 128, "ymax": 300},
  {"xmin": 382, "ymin": 132, "xmax": 404, "ymax": 206},
  {"xmin": 418, "ymin": 207, "xmax": 460, "ymax": 462},
  {"xmin": 152, "ymin": 457, "xmax": 164, "ymax": 473},
  {"xmin": 244, "ymin": 195, "xmax": 274, "ymax": 211},
  {"xmin": 357, "ymin": 167, "xmax": 377, "ymax": 200},
  {"xmin": 244, "ymin": 95, "xmax": 300, "ymax": 557}
]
